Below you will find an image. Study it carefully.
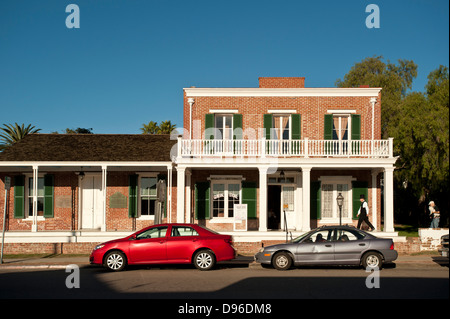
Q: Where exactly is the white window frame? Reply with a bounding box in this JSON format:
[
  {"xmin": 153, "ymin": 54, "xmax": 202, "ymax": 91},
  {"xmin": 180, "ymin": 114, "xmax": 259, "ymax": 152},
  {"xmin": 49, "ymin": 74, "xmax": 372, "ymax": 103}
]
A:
[
  {"xmin": 318, "ymin": 176, "xmax": 355, "ymax": 224},
  {"xmin": 214, "ymin": 114, "xmax": 233, "ymax": 140},
  {"xmin": 209, "ymin": 179, "xmax": 242, "ymax": 223},
  {"xmin": 24, "ymin": 173, "xmax": 45, "ymax": 220},
  {"xmin": 137, "ymin": 173, "xmax": 159, "ymax": 220}
]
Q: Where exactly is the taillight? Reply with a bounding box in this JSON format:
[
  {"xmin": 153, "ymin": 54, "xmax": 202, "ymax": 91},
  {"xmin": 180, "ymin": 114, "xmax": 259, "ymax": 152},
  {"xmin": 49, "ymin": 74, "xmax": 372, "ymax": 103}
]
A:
[
  {"xmin": 224, "ymin": 237, "xmax": 233, "ymax": 245},
  {"xmin": 390, "ymin": 242, "xmax": 394, "ymax": 250}
]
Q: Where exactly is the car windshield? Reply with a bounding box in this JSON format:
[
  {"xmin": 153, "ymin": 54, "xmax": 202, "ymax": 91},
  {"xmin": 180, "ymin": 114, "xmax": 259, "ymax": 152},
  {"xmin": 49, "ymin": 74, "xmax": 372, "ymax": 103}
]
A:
[{"xmin": 291, "ymin": 230, "xmax": 315, "ymax": 243}]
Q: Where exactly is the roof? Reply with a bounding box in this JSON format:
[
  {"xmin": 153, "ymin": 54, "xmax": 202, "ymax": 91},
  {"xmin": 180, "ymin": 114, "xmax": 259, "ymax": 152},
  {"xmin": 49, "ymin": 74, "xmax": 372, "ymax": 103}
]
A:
[{"xmin": 0, "ymin": 134, "xmax": 177, "ymax": 162}]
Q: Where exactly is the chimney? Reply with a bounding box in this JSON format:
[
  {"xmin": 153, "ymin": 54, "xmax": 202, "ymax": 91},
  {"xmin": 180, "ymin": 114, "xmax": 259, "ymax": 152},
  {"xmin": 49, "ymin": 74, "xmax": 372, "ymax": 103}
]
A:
[{"xmin": 259, "ymin": 77, "xmax": 305, "ymax": 88}]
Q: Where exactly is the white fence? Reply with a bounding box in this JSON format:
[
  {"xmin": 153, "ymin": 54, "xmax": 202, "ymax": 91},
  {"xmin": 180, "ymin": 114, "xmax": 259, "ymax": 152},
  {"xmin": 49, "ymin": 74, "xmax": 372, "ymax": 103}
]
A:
[{"xmin": 178, "ymin": 138, "xmax": 393, "ymax": 158}]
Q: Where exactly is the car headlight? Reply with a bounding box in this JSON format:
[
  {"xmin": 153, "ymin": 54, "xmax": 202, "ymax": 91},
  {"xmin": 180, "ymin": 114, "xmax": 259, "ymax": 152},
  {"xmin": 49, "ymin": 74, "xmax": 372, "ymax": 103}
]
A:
[
  {"xmin": 94, "ymin": 244, "xmax": 105, "ymax": 251},
  {"xmin": 258, "ymin": 247, "xmax": 265, "ymax": 253}
]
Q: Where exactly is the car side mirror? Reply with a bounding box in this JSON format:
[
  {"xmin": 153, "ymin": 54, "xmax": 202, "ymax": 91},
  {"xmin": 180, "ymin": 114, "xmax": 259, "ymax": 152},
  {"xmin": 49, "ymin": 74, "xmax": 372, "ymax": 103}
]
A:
[{"xmin": 129, "ymin": 235, "xmax": 137, "ymax": 241}]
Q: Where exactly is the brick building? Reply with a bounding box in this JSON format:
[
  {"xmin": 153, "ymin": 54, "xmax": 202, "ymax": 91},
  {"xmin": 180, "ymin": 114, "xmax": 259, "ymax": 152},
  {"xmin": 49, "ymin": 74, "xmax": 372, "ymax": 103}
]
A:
[{"xmin": 0, "ymin": 77, "xmax": 398, "ymax": 255}]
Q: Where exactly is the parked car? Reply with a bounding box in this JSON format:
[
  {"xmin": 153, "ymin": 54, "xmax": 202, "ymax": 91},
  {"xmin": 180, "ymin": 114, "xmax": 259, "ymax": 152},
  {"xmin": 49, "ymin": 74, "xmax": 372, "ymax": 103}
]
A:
[
  {"xmin": 254, "ymin": 225, "xmax": 398, "ymax": 270},
  {"xmin": 438, "ymin": 234, "xmax": 449, "ymax": 258},
  {"xmin": 90, "ymin": 223, "xmax": 236, "ymax": 271}
]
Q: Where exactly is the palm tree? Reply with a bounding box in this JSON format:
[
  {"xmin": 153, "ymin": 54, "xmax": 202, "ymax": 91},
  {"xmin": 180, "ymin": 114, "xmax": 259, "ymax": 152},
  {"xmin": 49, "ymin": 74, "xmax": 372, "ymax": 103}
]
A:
[
  {"xmin": 158, "ymin": 120, "xmax": 177, "ymax": 134},
  {"xmin": 140, "ymin": 121, "xmax": 159, "ymax": 134},
  {"xmin": 0, "ymin": 123, "xmax": 41, "ymax": 151}
]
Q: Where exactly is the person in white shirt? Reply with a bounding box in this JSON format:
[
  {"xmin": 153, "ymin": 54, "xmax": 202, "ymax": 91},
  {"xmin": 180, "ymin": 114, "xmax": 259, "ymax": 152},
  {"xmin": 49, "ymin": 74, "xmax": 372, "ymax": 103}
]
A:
[{"xmin": 357, "ymin": 194, "xmax": 375, "ymax": 231}]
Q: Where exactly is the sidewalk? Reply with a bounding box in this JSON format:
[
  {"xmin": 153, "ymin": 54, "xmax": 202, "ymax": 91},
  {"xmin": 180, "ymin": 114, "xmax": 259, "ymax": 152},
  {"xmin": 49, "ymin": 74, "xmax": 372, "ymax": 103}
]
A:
[{"xmin": 0, "ymin": 254, "xmax": 447, "ymax": 270}]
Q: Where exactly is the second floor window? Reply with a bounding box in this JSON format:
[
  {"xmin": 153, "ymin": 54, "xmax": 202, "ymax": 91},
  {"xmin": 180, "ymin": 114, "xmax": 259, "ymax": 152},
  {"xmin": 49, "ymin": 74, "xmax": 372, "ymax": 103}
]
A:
[
  {"xmin": 215, "ymin": 114, "xmax": 233, "ymax": 140},
  {"xmin": 272, "ymin": 115, "xmax": 290, "ymax": 140}
]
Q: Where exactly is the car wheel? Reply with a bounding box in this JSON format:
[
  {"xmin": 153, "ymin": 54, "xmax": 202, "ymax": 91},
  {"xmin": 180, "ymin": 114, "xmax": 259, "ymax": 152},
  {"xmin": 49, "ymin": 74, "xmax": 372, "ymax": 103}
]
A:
[
  {"xmin": 194, "ymin": 250, "xmax": 215, "ymax": 271},
  {"xmin": 104, "ymin": 251, "xmax": 127, "ymax": 271},
  {"xmin": 362, "ymin": 252, "xmax": 383, "ymax": 270},
  {"xmin": 273, "ymin": 252, "xmax": 292, "ymax": 271}
]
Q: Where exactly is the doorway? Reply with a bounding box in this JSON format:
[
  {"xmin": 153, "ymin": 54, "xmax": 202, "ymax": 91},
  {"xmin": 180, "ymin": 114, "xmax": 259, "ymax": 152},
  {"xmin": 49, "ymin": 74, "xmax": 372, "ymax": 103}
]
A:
[
  {"xmin": 268, "ymin": 185, "xmax": 281, "ymax": 230},
  {"xmin": 80, "ymin": 174, "xmax": 103, "ymax": 229}
]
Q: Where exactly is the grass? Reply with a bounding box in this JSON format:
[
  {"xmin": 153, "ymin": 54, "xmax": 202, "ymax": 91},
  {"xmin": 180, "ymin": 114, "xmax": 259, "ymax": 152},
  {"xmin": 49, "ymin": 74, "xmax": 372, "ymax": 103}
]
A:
[{"xmin": 395, "ymin": 224, "xmax": 419, "ymax": 237}]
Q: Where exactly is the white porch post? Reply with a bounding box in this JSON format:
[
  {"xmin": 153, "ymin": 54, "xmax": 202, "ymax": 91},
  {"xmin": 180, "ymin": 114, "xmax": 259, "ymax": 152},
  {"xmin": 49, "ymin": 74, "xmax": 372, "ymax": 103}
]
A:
[
  {"xmin": 186, "ymin": 169, "xmax": 192, "ymax": 223},
  {"xmin": 258, "ymin": 167, "xmax": 268, "ymax": 231},
  {"xmin": 176, "ymin": 166, "xmax": 186, "ymax": 223},
  {"xmin": 301, "ymin": 166, "xmax": 311, "ymax": 232},
  {"xmin": 371, "ymin": 170, "xmax": 379, "ymax": 230},
  {"xmin": 167, "ymin": 165, "xmax": 173, "ymax": 223},
  {"xmin": 384, "ymin": 167, "xmax": 395, "ymax": 233},
  {"xmin": 101, "ymin": 165, "xmax": 107, "ymax": 231},
  {"xmin": 31, "ymin": 165, "xmax": 38, "ymax": 232}
]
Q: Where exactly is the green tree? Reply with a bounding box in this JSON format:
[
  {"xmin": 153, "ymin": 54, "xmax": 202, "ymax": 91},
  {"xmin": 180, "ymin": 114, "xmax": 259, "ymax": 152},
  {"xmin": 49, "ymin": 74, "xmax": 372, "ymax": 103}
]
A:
[
  {"xmin": 141, "ymin": 120, "xmax": 177, "ymax": 134},
  {"xmin": 336, "ymin": 56, "xmax": 418, "ymax": 138},
  {"xmin": 0, "ymin": 123, "xmax": 41, "ymax": 151},
  {"xmin": 140, "ymin": 121, "xmax": 159, "ymax": 134}
]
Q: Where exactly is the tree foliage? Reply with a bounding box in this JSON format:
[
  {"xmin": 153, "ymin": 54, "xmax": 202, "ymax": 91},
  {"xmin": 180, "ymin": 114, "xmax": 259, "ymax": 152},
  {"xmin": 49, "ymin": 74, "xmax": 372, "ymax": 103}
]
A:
[
  {"xmin": 141, "ymin": 120, "xmax": 177, "ymax": 134},
  {"xmin": 0, "ymin": 123, "xmax": 41, "ymax": 151},
  {"xmin": 337, "ymin": 58, "xmax": 449, "ymax": 226}
]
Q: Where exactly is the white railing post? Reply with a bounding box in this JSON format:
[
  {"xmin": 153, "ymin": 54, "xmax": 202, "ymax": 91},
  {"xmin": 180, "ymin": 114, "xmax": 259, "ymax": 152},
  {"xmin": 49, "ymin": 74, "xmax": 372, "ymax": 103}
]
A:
[{"xmin": 388, "ymin": 137, "xmax": 394, "ymax": 158}]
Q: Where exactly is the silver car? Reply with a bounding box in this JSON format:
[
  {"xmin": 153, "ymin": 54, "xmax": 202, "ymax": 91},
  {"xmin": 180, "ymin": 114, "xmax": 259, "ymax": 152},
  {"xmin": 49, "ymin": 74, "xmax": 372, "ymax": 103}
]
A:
[{"xmin": 254, "ymin": 225, "xmax": 398, "ymax": 270}]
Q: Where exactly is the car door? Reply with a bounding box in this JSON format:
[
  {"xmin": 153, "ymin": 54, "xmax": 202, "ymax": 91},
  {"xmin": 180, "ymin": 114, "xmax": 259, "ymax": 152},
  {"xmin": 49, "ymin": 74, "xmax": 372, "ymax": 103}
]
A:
[
  {"xmin": 128, "ymin": 226, "xmax": 168, "ymax": 263},
  {"xmin": 166, "ymin": 226, "xmax": 201, "ymax": 262},
  {"xmin": 295, "ymin": 229, "xmax": 335, "ymax": 264},
  {"xmin": 333, "ymin": 229, "xmax": 367, "ymax": 264}
]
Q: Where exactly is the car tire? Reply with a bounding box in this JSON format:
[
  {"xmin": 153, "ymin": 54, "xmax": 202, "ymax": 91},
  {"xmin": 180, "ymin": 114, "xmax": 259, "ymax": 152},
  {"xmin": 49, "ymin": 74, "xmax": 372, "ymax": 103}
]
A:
[
  {"xmin": 273, "ymin": 252, "xmax": 292, "ymax": 271},
  {"xmin": 193, "ymin": 250, "xmax": 216, "ymax": 271},
  {"xmin": 104, "ymin": 251, "xmax": 127, "ymax": 271},
  {"xmin": 361, "ymin": 251, "xmax": 383, "ymax": 270}
]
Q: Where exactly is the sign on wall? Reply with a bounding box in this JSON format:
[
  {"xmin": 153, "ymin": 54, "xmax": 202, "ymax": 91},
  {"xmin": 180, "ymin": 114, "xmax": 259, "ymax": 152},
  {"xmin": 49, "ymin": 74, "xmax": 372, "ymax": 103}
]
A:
[{"xmin": 234, "ymin": 204, "xmax": 247, "ymax": 231}]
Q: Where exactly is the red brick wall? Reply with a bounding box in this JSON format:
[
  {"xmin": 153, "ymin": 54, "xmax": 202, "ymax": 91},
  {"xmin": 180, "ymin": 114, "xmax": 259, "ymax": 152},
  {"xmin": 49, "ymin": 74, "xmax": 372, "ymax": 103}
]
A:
[
  {"xmin": 183, "ymin": 78, "xmax": 382, "ymax": 141},
  {"xmin": 258, "ymin": 77, "xmax": 305, "ymax": 88}
]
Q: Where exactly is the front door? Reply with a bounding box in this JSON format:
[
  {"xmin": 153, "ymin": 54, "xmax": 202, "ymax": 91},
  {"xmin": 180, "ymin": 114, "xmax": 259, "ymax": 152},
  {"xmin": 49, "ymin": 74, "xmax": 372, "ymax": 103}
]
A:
[{"xmin": 81, "ymin": 175, "xmax": 103, "ymax": 229}]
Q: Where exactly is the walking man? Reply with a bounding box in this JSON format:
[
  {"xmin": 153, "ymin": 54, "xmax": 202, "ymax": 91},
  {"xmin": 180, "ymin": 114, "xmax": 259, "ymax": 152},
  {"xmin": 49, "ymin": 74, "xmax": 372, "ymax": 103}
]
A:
[{"xmin": 357, "ymin": 194, "xmax": 375, "ymax": 231}]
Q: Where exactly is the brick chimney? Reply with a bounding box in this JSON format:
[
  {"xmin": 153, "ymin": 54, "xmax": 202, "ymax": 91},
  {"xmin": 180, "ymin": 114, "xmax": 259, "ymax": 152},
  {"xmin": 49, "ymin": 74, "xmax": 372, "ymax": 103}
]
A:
[{"xmin": 259, "ymin": 77, "xmax": 305, "ymax": 88}]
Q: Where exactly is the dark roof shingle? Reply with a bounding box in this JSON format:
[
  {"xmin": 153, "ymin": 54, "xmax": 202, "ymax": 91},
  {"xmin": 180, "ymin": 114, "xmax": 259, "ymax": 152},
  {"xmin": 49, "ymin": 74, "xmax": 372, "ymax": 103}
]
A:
[{"xmin": 0, "ymin": 134, "xmax": 177, "ymax": 162}]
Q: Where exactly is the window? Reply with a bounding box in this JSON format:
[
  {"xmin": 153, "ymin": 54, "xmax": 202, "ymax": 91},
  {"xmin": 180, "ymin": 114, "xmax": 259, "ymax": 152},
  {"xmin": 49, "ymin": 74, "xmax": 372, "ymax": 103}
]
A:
[
  {"xmin": 212, "ymin": 182, "xmax": 241, "ymax": 218},
  {"xmin": 305, "ymin": 229, "xmax": 334, "ymax": 243},
  {"xmin": 27, "ymin": 177, "xmax": 44, "ymax": 217},
  {"xmin": 320, "ymin": 179, "xmax": 351, "ymax": 221},
  {"xmin": 215, "ymin": 114, "xmax": 233, "ymax": 140},
  {"xmin": 332, "ymin": 115, "xmax": 349, "ymax": 141},
  {"xmin": 140, "ymin": 176, "xmax": 157, "ymax": 216},
  {"xmin": 272, "ymin": 115, "xmax": 290, "ymax": 140},
  {"xmin": 334, "ymin": 229, "xmax": 365, "ymax": 241},
  {"xmin": 136, "ymin": 226, "xmax": 168, "ymax": 240},
  {"xmin": 171, "ymin": 226, "xmax": 199, "ymax": 237}
]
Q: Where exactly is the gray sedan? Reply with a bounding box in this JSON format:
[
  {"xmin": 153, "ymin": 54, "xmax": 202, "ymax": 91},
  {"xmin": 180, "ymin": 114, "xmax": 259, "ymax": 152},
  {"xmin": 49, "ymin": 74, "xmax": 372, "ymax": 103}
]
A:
[{"xmin": 254, "ymin": 225, "xmax": 398, "ymax": 270}]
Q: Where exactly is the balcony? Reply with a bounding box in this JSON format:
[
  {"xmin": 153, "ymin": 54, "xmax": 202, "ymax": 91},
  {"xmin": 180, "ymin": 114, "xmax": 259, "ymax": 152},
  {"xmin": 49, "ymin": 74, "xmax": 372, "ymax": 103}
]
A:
[{"xmin": 178, "ymin": 137, "xmax": 394, "ymax": 159}]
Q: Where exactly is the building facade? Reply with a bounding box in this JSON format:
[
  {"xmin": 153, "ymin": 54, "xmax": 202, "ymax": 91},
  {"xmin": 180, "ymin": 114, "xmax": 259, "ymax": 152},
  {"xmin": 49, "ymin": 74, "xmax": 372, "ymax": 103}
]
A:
[{"xmin": 0, "ymin": 77, "xmax": 398, "ymax": 255}]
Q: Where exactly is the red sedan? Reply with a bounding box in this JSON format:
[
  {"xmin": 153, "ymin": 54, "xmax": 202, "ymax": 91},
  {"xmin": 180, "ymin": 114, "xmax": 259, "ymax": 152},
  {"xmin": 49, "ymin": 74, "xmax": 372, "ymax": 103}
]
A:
[{"xmin": 90, "ymin": 223, "xmax": 236, "ymax": 271}]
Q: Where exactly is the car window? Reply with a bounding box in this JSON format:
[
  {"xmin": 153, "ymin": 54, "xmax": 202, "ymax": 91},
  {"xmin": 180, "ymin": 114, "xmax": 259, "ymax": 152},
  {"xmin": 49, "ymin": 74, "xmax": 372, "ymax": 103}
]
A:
[
  {"xmin": 305, "ymin": 230, "xmax": 333, "ymax": 243},
  {"xmin": 335, "ymin": 229, "xmax": 365, "ymax": 241},
  {"xmin": 136, "ymin": 226, "xmax": 168, "ymax": 240},
  {"xmin": 171, "ymin": 226, "xmax": 199, "ymax": 237}
]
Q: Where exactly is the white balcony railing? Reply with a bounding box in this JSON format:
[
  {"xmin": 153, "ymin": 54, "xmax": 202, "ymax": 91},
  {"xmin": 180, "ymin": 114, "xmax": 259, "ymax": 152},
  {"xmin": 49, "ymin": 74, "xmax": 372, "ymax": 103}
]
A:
[{"xmin": 178, "ymin": 137, "xmax": 394, "ymax": 158}]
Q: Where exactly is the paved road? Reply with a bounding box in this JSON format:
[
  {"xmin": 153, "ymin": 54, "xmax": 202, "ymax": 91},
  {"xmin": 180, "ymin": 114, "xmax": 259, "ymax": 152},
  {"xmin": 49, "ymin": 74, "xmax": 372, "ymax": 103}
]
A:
[{"xmin": 0, "ymin": 258, "xmax": 448, "ymax": 300}]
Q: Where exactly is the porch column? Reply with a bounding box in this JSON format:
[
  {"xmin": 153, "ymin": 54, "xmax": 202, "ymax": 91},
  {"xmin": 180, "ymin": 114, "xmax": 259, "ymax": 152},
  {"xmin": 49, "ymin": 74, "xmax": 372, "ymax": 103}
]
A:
[
  {"xmin": 101, "ymin": 165, "xmax": 107, "ymax": 231},
  {"xmin": 31, "ymin": 165, "xmax": 38, "ymax": 232},
  {"xmin": 258, "ymin": 167, "xmax": 268, "ymax": 231},
  {"xmin": 186, "ymin": 169, "xmax": 192, "ymax": 223},
  {"xmin": 371, "ymin": 169, "xmax": 379, "ymax": 230},
  {"xmin": 301, "ymin": 166, "xmax": 311, "ymax": 232},
  {"xmin": 384, "ymin": 167, "xmax": 395, "ymax": 233},
  {"xmin": 167, "ymin": 165, "xmax": 173, "ymax": 223},
  {"xmin": 176, "ymin": 166, "xmax": 186, "ymax": 223}
]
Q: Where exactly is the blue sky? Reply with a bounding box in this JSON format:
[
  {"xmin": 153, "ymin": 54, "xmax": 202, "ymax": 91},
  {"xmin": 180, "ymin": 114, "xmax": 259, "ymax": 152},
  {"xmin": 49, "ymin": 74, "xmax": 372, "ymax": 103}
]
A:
[{"xmin": 0, "ymin": 0, "xmax": 448, "ymax": 134}]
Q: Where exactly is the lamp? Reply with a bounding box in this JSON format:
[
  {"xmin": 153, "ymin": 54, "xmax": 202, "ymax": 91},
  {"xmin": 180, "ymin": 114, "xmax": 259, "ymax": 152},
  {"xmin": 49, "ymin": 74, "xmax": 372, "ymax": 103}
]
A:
[
  {"xmin": 336, "ymin": 193, "xmax": 344, "ymax": 225},
  {"xmin": 279, "ymin": 170, "xmax": 285, "ymax": 183}
]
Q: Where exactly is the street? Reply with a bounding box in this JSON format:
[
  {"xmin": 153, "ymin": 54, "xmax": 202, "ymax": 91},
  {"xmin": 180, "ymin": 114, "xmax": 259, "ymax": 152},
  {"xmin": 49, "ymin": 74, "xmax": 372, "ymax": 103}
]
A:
[{"xmin": 0, "ymin": 258, "xmax": 448, "ymax": 301}]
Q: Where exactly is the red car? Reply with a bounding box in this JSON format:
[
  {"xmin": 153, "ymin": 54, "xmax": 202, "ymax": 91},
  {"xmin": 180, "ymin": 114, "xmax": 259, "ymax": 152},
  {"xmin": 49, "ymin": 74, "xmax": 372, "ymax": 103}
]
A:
[{"xmin": 90, "ymin": 223, "xmax": 236, "ymax": 271}]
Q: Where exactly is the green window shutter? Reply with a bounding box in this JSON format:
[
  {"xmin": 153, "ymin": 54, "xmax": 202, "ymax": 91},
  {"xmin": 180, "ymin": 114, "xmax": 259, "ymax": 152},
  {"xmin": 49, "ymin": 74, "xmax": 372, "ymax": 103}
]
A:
[
  {"xmin": 351, "ymin": 114, "xmax": 361, "ymax": 140},
  {"xmin": 195, "ymin": 182, "xmax": 210, "ymax": 220},
  {"xmin": 14, "ymin": 175, "xmax": 25, "ymax": 219},
  {"xmin": 205, "ymin": 114, "xmax": 215, "ymax": 140},
  {"xmin": 43, "ymin": 174, "xmax": 54, "ymax": 218},
  {"xmin": 263, "ymin": 114, "xmax": 273, "ymax": 139},
  {"xmin": 324, "ymin": 114, "xmax": 333, "ymax": 140},
  {"xmin": 232, "ymin": 114, "xmax": 243, "ymax": 140},
  {"xmin": 352, "ymin": 181, "xmax": 368, "ymax": 219},
  {"xmin": 291, "ymin": 114, "xmax": 301, "ymax": 140},
  {"xmin": 242, "ymin": 181, "xmax": 257, "ymax": 219},
  {"xmin": 310, "ymin": 181, "xmax": 321, "ymax": 220},
  {"xmin": 128, "ymin": 174, "xmax": 138, "ymax": 218}
]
